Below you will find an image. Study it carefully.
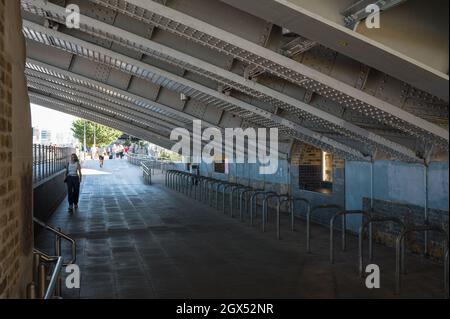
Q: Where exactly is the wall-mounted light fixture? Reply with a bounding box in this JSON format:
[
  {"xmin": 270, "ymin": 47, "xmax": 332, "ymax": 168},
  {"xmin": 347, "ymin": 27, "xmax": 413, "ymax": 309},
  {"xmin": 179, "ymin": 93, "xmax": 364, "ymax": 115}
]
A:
[{"xmin": 180, "ymin": 93, "xmax": 190, "ymax": 102}]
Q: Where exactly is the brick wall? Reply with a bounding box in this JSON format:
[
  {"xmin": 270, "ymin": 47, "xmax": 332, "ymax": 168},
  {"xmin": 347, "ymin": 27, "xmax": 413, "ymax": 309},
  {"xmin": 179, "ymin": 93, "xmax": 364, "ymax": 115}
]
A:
[
  {"xmin": 0, "ymin": 0, "xmax": 33, "ymax": 298},
  {"xmin": 298, "ymin": 144, "xmax": 322, "ymax": 165}
]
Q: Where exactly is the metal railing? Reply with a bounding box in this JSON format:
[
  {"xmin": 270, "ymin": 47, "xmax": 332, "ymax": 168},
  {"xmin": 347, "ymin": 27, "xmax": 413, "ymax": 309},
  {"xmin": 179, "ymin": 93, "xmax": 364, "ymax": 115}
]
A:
[
  {"xmin": 28, "ymin": 217, "xmax": 77, "ymax": 299},
  {"xmin": 33, "ymin": 144, "xmax": 74, "ymax": 185},
  {"xmin": 128, "ymin": 153, "xmax": 177, "ymax": 178},
  {"xmin": 142, "ymin": 161, "xmax": 152, "ymax": 185}
]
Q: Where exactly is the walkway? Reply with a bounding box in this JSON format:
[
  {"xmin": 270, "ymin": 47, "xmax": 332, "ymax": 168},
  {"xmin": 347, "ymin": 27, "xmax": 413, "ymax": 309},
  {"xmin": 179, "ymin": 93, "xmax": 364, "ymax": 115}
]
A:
[{"xmin": 36, "ymin": 159, "xmax": 447, "ymax": 299}]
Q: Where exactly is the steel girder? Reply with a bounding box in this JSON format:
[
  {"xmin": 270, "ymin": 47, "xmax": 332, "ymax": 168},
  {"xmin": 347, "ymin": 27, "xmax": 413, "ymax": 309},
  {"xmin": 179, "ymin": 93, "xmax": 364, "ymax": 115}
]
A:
[
  {"xmin": 29, "ymin": 92, "xmax": 177, "ymax": 150},
  {"xmin": 26, "ymin": 59, "xmax": 277, "ymax": 159},
  {"xmin": 219, "ymin": 0, "xmax": 448, "ymax": 102},
  {"xmin": 21, "ymin": 21, "xmax": 369, "ymax": 161},
  {"xmin": 25, "ymin": 59, "xmax": 215, "ymax": 129},
  {"xmin": 26, "ymin": 71, "xmax": 188, "ymax": 133},
  {"xmin": 81, "ymin": 0, "xmax": 447, "ymax": 148},
  {"xmin": 19, "ymin": 1, "xmax": 424, "ymax": 162},
  {"xmin": 28, "ymin": 82, "xmax": 173, "ymax": 138},
  {"xmin": 23, "ymin": 29, "xmax": 408, "ymax": 160}
]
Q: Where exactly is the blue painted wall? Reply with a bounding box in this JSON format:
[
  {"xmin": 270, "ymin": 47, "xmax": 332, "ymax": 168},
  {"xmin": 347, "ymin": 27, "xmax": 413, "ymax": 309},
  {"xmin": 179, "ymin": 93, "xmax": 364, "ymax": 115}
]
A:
[
  {"xmin": 345, "ymin": 161, "xmax": 372, "ymax": 231},
  {"xmin": 427, "ymin": 162, "xmax": 449, "ymax": 211},
  {"xmin": 177, "ymin": 157, "xmax": 449, "ymax": 232},
  {"xmin": 373, "ymin": 161, "xmax": 425, "ymax": 207},
  {"xmin": 344, "ymin": 160, "xmax": 449, "ymax": 231}
]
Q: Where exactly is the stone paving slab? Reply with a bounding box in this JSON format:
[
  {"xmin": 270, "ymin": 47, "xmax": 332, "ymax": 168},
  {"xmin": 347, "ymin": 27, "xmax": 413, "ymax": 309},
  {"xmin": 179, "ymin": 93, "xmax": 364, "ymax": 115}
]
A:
[{"xmin": 34, "ymin": 158, "xmax": 448, "ymax": 299}]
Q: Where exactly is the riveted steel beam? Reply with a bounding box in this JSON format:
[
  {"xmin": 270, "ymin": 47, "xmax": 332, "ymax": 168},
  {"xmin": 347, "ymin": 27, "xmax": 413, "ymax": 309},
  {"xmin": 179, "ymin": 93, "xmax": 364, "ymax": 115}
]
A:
[
  {"xmin": 219, "ymin": 0, "xmax": 448, "ymax": 103},
  {"xmin": 342, "ymin": 0, "xmax": 408, "ymax": 28},
  {"xmin": 25, "ymin": 58, "xmax": 216, "ymax": 128},
  {"xmin": 27, "ymin": 79, "xmax": 175, "ymax": 136},
  {"xmin": 28, "ymin": 82, "xmax": 172, "ymax": 138},
  {"xmin": 29, "ymin": 92, "xmax": 177, "ymax": 150},
  {"xmin": 26, "ymin": 69, "xmax": 189, "ymax": 130},
  {"xmin": 25, "ymin": 59, "xmax": 282, "ymax": 159},
  {"xmin": 21, "ymin": 3, "xmax": 372, "ymax": 152},
  {"xmin": 21, "ymin": 21, "xmax": 386, "ymax": 161},
  {"xmin": 78, "ymin": 0, "xmax": 446, "ymax": 148}
]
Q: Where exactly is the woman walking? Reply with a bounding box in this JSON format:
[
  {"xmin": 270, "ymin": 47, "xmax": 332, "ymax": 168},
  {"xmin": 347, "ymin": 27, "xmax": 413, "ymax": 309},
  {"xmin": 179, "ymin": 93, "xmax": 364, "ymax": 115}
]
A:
[
  {"xmin": 65, "ymin": 153, "xmax": 82, "ymax": 213},
  {"xmin": 99, "ymin": 153, "xmax": 105, "ymax": 168}
]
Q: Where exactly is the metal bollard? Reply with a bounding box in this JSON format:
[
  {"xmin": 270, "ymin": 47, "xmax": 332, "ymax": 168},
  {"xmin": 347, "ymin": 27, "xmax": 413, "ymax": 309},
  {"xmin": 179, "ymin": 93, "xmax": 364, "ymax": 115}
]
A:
[
  {"xmin": 395, "ymin": 225, "xmax": 449, "ymax": 295},
  {"xmin": 330, "ymin": 210, "xmax": 371, "ymax": 264},
  {"xmin": 237, "ymin": 188, "xmax": 254, "ymax": 221},
  {"xmin": 262, "ymin": 194, "xmax": 280, "ymax": 233},
  {"xmin": 223, "ymin": 184, "xmax": 238, "ymax": 213},
  {"xmin": 358, "ymin": 217, "xmax": 405, "ymax": 276},
  {"xmin": 230, "ymin": 186, "xmax": 248, "ymax": 218}
]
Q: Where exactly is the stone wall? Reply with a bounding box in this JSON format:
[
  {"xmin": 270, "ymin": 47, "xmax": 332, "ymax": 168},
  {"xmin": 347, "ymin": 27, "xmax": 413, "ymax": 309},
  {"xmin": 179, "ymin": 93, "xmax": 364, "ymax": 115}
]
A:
[
  {"xmin": 363, "ymin": 198, "xmax": 449, "ymax": 258},
  {"xmin": 0, "ymin": 1, "xmax": 33, "ymax": 298}
]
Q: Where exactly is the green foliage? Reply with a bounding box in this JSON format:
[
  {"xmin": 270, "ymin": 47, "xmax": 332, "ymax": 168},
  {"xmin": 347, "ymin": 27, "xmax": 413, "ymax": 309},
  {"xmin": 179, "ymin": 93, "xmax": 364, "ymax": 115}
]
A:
[
  {"xmin": 123, "ymin": 138, "xmax": 132, "ymax": 147},
  {"xmin": 158, "ymin": 150, "xmax": 182, "ymax": 162},
  {"xmin": 71, "ymin": 120, "xmax": 122, "ymax": 148}
]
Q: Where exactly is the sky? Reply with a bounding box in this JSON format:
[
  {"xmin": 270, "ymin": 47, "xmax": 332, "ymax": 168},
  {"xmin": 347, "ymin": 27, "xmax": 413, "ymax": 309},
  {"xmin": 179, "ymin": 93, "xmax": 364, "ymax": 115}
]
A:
[{"xmin": 31, "ymin": 103, "xmax": 78, "ymax": 133}]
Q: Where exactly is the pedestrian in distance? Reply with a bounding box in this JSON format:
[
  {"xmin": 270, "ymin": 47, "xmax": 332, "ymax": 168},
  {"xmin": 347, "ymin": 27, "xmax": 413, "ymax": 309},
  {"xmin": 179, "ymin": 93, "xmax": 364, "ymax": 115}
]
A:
[
  {"xmin": 64, "ymin": 153, "xmax": 82, "ymax": 213},
  {"xmin": 99, "ymin": 153, "xmax": 105, "ymax": 168}
]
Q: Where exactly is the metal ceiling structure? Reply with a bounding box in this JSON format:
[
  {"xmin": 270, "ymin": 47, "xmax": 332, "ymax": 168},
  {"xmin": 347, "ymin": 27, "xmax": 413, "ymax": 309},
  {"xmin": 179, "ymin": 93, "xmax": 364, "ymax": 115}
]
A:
[{"xmin": 21, "ymin": 0, "xmax": 449, "ymax": 162}]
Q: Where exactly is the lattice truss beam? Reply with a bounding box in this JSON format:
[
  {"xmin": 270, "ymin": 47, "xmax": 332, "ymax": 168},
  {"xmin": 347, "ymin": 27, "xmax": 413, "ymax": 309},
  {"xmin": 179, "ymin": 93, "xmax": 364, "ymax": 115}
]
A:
[
  {"xmin": 21, "ymin": 0, "xmax": 449, "ymax": 162},
  {"xmin": 26, "ymin": 60, "xmax": 273, "ymax": 158},
  {"xmin": 29, "ymin": 92, "xmax": 177, "ymax": 150},
  {"xmin": 21, "ymin": 23, "xmax": 368, "ymax": 160}
]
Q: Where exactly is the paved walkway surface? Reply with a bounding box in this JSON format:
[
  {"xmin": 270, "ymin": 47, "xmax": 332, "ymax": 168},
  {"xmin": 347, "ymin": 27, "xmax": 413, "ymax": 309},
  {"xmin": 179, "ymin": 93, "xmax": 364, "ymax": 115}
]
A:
[{"xmin": 35, "ymin": 159, "xmax": 447, "ymax": 299}]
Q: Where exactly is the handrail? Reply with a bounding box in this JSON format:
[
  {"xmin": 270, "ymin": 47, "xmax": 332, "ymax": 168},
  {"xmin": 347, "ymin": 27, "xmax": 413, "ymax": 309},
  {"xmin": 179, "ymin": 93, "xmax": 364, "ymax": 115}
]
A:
[
  {"xmin": 33, "ymin": 217, "xmax": 76, "ymax": 266},
  {"xmin": 307, "ymin": 204, "xmax": 343, "ymax": 253},
  {"xmin": 44, "ymin": 256, "xmax": 64, "ymax": 299},
  {"xmin": 33, "ymin": 248, "xmax": 57, "ymax": 262},
  {"xmin": 31, "ymin": 249, "xmax": 63, "ymax": 299},
  {"xmin": 395, "ymin": 225, "xmax": 449, "ymax": 295}
]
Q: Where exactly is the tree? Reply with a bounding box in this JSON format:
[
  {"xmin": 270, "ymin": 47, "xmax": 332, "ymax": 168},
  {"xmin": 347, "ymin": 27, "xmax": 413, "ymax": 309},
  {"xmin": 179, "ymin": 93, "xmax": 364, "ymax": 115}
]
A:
[
  {"xmin": 158, "ymin": 150, "xmax": 181, "ymax": 162},
  {"xmin": 123, "ymin": 138, "xmax": 132, "ymax": 147},
  {"xmin": 71, "ymin": 120, "xmax": 122, "ymax": 148}
]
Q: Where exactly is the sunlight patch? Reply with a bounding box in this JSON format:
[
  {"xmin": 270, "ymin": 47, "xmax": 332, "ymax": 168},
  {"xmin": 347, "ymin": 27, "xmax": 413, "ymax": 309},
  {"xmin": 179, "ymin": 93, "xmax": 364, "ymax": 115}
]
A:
[{"xmin": 81, "ymin": 168, "xmax": 111, "ymax": 176}]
